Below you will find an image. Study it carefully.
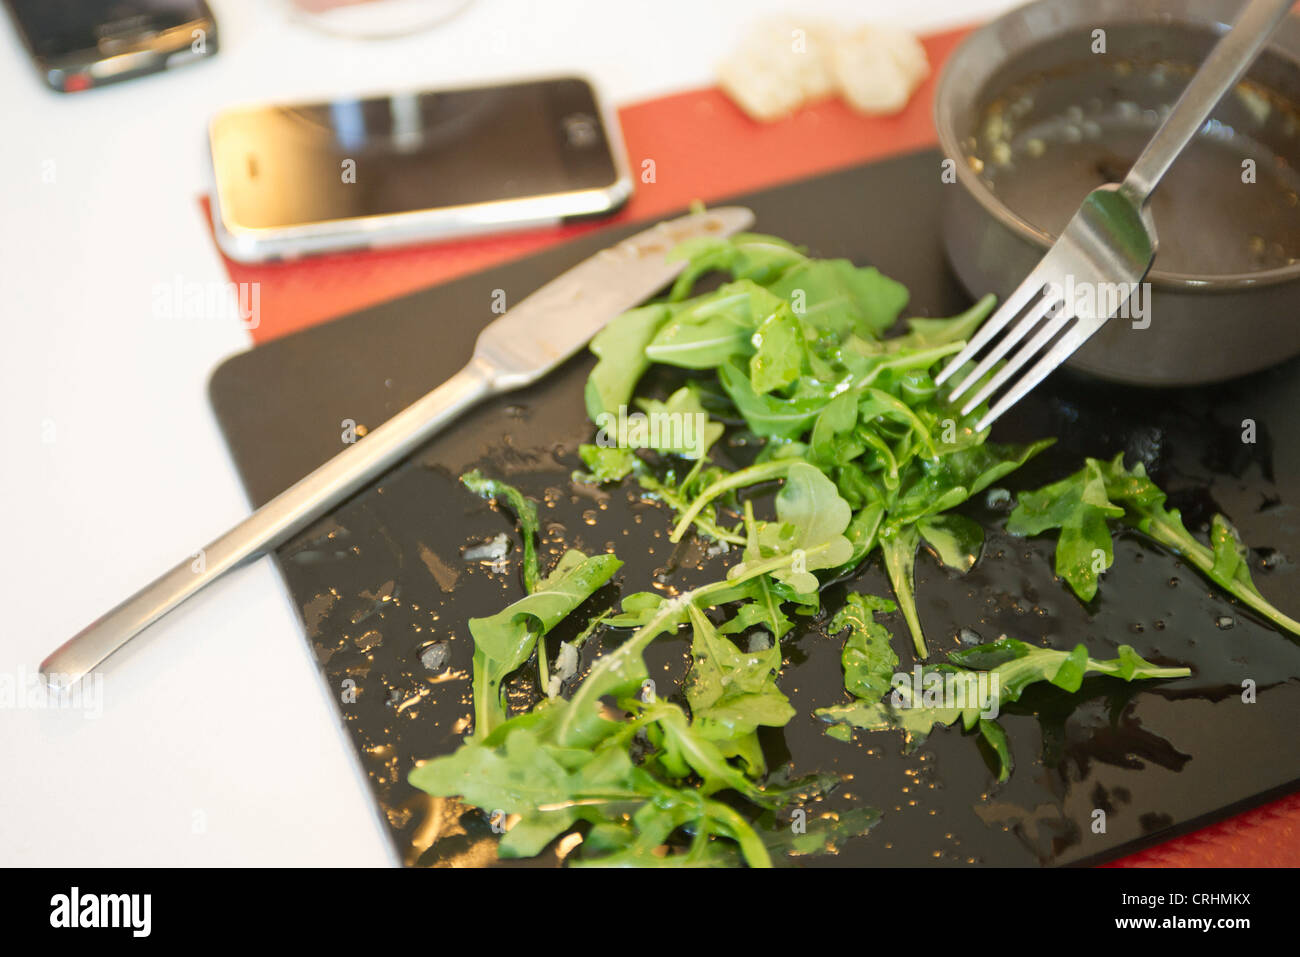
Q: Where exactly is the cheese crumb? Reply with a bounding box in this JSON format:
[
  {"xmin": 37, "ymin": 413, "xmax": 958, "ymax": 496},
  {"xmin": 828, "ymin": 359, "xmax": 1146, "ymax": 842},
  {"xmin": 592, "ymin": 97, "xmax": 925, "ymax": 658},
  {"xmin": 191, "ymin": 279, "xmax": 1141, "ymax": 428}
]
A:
[
  {"xmin": 718, "ymin": 19, "xmax": 929, "ymax": 121},
  {"xmin": 831, "ymin": 25, "xmax": 930, "ymax": 116},
  {"xmin": 718, "ymin": 18, "xmax": 837, "ymax": 122}
]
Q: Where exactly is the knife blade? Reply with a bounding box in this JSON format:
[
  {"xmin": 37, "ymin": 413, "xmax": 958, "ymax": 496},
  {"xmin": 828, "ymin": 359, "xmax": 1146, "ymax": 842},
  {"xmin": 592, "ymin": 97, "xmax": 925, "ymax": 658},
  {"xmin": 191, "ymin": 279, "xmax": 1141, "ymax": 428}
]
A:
[{"xmin": 41, "ymin": 206, "xmax": 756, "ymax": 688}]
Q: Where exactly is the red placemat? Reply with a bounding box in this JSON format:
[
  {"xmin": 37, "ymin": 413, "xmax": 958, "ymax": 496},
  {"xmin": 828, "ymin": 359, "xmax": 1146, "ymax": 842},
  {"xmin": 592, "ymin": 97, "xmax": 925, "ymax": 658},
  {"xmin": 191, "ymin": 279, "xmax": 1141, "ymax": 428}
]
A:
[{"xmin": 205, "ymin": 24, "xmax": 1300, "ymax": 866}]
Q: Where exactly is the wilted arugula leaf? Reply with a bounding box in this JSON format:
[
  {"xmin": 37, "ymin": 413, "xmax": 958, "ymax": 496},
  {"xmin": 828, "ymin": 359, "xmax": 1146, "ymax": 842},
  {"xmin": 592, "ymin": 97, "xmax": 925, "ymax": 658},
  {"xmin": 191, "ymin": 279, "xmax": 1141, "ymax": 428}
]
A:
[
  {"xmin": 468, "ymin": 549, "xmax": 622, "ymax": 737},
  {"xmin": 718, "ymin": 361, "xmax": 827, "ymax": 439},
  {"xmin": 891, "ymin": 439, "xmax": 1056, "ymax": 527},
  {"xmin": 816, "ymin": 637, "xmax": 1189, "ymax": 781},
  {"xmin": 733, "ymin": 462, "xmax": 854, "ymax": 593},
  {"xmin": 462, "ymin": 469, "xmax": 542, "ymax": 592},
  {"xmin": 855, "ymin": 293, "xmax": 997, "ymax": 354},
  {"xmin": 585, "ymin": 303, "xmax": 674, "ymax": 422},
  {"xmin": 410, "ymin": 694, "xmax": 776, "ymax": 866},
  {"xmin": 1014, "ymin": 453, "xmax": 1300, "ymax": 636},
  {"xmin": 768, "ymin": 259, "xmax": 909, "ymax": 339},
  {"xmin": 575, "ymin": 443, "xmax": 638, "ymax": 484},
  {"xmin": 917, "ymin": 512, "xmax": 984, "ymax": 573},
  {"xmin": 808, "ymin": 391, "xmax": 864, "ymax": 469},
  {"xmin": 684, "ymin": 605, "xmax": 795, "ymax": 776},
  {"xmin": 749, "ymin": 306, "xmax": 806, "ymax": 394},
  {"xmin": 756, "ymin": 805, "xmax": 882, "ymax": 860},
  {"xmin": 645, "ymin": 280, "xmax": 786, "ymax": 369},
  {"xmin": 634, "ymin": 386, "xmax": 725, "ymax": 459},
  {"xmin": 829, "ymin": 593, "xmax": 899, "ymax": 701},
  {"xmin": 1006, "ymin": 458, "xmax": 1124, "ymax": 601},
  {"xmin": 666, "ymin": 232, "xmax": 806, "ymax": 301}
]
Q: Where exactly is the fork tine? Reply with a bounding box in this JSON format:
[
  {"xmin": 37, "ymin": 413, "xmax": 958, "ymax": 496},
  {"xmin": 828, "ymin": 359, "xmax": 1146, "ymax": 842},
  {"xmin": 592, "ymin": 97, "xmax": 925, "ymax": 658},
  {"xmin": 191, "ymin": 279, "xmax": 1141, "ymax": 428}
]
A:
[
  {"xmin": 974, "ymin": 312, "xmax": 1102, "ymax": 431},
  {"xmin": 933, "ymin": 272, "xmax": 1047, "ymax": 386},
  {"xmin": 960, "ymin": 298, "xmax": 1072, "ymax": 415},
  {"xmin": 946, "ymin": 291, "xmax": 1058, "ymax": 403}
]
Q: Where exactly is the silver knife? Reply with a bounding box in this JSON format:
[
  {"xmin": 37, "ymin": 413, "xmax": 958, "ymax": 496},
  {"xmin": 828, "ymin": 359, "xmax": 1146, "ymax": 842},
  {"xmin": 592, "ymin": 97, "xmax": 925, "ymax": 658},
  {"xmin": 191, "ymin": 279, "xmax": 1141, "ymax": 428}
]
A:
[{"xmin": 41, "ymin": 206, "xmax": 756, "ymax": 688}]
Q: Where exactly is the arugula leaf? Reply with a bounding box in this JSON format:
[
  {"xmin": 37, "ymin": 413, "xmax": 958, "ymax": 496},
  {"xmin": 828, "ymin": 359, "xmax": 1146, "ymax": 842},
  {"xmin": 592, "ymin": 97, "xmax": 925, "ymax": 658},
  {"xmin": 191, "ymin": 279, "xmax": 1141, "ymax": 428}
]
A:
[
  {"xmin": 854, "ymin": 294, "xmax": 997, "ymax": 355},
  {"xmin": 1011, "ymin": 453, "xmax": 1300, "ymax": 636},
  {"xmin": 1006, "ymin": 458, "xmax": 1124, "ymax": 601},
  {"xmin": 684, "ymin": 604, "xmax": 795, "ymax": 776},
  {"xmin": 891, "ymin": 440, "xmax": 1055, "ymax": 527},
  {"xmin": 731, "ymin": 462, "xmax": 854, "ymax": 594},
  {"xmin": 829, "ymin": 593, "xmax": 899, "ymax": 700},
  {"xmin": 668, "ymin": 458, "xmax": 797, "ymax": 543},
  {"xmin": 645, "ymin": 281, "xmax": 786, "ymax": 369},
  {"xmin": 666, "ymin": 232, "xmax": 806, "ymax": 301},
  {"xmin": 768, "ymin": 259, "xmax": 909, "ymax": 339},
  {"xmin": 749, "ymin": 305, "xmax": 806, "ymax": 394},
  {"xmin": 808, "ymin": 391, "xmax": 863, "ymax": 469},
  {"xmin": 410, "ymin": 697, "xmax": 774, "ymax": 866},
  {"xmin": 879, "ymin": 523, "xmax": 924, "ymax": 658},
  {"xmin": 575, "ymin": 443, "xmax": 638, "ymax": 484},
  {"xmin": 634, "ymin": 386, "xmax": 725, "ymax": 459},
  {"xmin": 461, "ymin": 469, "xmax": 542, "ymax": 592},
  {"xmin": 917, "ymin": 513, "xmax": 984, "ymax": 573},
  {"xmin": 585, "ymin": 303, "xmax": 674, "ymax": 421},
  {"xmin": 468, "ymin": 549, "xmax": 621, "ymax": 737},
  {"xmin": 1101, "ymin": 455, "xmax": 1300, "ymax": 637},
  {"xmin": 717, "ymin": 575, "xmax": 795, "ymax": 641},
  {"xmin": 718, "ymin": 361, "xmax": 828, "ymax": 439},
  {"xmin": 816, "ymin": 637, "xmax": 1190, "ymax": 780},
  {"xmin": 606, "ymin": 591, "xmax": 670, "ymax": 627}
]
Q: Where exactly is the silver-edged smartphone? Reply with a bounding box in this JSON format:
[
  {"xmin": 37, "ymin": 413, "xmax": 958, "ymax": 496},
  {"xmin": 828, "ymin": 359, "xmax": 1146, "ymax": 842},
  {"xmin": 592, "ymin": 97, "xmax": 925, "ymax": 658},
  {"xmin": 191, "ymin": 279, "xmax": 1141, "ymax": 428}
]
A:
[
  {"xmin": 208, "ymin": 76, "xmax": 633, "ymax": 263},
  {"xmin": 2, "ymin": 0, "xmax": 218, "ymax": 92}
]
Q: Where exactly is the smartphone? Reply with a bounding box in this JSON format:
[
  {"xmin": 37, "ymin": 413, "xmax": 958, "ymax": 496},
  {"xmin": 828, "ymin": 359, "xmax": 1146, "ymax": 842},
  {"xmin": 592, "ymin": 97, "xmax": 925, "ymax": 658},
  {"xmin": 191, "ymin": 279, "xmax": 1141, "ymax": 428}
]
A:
[
  {"xmin": 2, "ymin": 0, "xmax": 217, "ymax": 93},
  {"xmin": 208, "ymin": 76, "xmax": 634, "ymax": 263}
]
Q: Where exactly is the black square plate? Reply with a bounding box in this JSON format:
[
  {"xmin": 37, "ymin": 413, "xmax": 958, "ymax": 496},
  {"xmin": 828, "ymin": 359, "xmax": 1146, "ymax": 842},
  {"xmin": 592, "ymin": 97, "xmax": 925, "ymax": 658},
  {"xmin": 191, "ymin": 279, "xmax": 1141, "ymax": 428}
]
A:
[{"xmin": 210, "ymin": 149, "xmax": 1300, "ymax": 867}]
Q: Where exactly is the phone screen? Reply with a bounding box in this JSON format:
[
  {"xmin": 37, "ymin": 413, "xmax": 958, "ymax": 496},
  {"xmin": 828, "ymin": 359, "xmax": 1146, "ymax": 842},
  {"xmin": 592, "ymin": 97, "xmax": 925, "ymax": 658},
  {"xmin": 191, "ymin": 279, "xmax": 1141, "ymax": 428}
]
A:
[
  {"xmin": 210, "ymin": 78, "xmax": 622, "ymax": 231},
  {"xmin": 5, "ymin": 0, "xmax": 210, "ymax": 59}
]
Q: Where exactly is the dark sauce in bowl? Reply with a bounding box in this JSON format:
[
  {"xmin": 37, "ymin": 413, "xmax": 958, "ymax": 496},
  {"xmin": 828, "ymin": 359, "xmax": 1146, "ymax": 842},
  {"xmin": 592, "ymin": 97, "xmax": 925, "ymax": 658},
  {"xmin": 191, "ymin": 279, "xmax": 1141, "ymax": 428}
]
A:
[{"xmin": 965, "ymin": 25, "xmax": 1300, "ymax": 279}]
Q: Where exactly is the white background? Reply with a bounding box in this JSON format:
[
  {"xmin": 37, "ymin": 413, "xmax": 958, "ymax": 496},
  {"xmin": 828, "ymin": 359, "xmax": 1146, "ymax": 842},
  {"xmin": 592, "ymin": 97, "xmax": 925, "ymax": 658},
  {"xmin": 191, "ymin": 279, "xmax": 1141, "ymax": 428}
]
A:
[{"xmin": 0, "ymin": 0, "xmax": 1015, "ymax": 866}]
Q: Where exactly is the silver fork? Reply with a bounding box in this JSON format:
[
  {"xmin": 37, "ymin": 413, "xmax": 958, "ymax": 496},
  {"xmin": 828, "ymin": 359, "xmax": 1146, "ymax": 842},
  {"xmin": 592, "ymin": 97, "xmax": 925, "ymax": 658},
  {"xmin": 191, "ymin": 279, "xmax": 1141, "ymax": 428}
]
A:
[{"xmin": 935, "ymin": 0, "xmax": 1296, "ymax": 429}]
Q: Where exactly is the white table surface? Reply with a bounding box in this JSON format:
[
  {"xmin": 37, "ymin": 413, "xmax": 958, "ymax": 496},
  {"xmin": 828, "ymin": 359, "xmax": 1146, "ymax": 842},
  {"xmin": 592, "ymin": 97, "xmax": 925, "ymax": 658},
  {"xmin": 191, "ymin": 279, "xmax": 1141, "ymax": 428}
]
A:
[{"xmin": 0, "ymin": 0, "xmax": 1016, "ymax": 866}]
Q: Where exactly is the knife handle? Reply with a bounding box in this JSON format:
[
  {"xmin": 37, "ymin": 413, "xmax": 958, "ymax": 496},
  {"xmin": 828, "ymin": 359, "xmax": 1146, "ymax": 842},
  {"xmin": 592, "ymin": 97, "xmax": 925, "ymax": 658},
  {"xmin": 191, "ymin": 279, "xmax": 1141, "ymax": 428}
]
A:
[{"xmin": 41, "ymin": 357, "xmax": 498, "ymax": 689}]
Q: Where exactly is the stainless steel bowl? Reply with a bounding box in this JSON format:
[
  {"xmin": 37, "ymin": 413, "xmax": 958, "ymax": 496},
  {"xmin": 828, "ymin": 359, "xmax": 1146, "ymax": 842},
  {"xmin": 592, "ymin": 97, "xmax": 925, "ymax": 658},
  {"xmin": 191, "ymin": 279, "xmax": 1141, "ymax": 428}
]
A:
[{"xmin": 935, "ymin": 0, "xmax": 1300, "ymax": 385}]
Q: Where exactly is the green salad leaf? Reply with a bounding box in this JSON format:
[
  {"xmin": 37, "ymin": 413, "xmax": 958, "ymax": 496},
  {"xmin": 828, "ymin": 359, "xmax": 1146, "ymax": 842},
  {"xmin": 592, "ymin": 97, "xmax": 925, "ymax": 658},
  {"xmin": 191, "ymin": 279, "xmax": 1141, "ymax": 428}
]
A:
[
  {"xmin": 1011, "ymin": 453, "xmax": 1300, "ymax": 635},
  {"xmin": 830, "ymin": 593, "xmax": 899, "ymax": 701},
  {"xmin": 468, "ymin": 549, "xmax": 621, "ymax": 737},
  {"xmin": 817, "ymin": 637, "xmax": 1190, "ymax": 781},
  {"xmin": 684, "ymin": 604, "xmax": 795, "ymax": 776},
  {"xmin": 462, "ymin": 468, "xmax": 543, "ymax": 592}
]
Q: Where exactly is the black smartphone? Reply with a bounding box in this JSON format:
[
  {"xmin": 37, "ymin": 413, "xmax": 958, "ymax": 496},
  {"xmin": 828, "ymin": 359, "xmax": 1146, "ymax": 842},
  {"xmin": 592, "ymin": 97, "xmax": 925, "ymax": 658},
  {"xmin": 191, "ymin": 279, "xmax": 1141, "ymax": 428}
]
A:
[
  {"xmin": 208, "ymin": 76, "xmax": 634, "ymax": 262},
  {"xmin": 3, "ymin": 0, "xmax": 218, "ymax": 92}
]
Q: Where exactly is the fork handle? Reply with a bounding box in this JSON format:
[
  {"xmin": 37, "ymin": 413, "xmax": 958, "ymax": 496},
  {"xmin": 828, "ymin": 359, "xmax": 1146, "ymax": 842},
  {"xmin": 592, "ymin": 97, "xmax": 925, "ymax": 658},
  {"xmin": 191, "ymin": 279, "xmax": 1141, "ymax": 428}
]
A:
[
  {"xmin": 39, "ymin": 358, "xmax": 498, "ymax": 689},
  {"xmin": 1121, "ymin": 0, "xmax": 1295, "ymax": 205}
]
